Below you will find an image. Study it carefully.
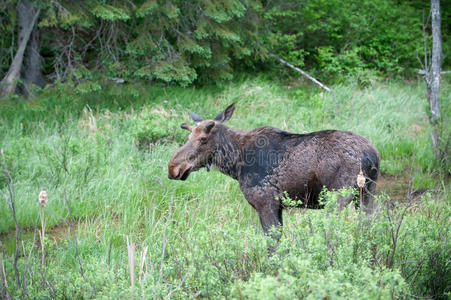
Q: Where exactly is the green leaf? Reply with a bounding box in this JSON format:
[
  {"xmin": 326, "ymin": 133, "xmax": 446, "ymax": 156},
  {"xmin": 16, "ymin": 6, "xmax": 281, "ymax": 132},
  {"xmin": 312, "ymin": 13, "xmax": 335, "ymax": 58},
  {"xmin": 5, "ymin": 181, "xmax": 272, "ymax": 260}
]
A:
[
  {"xmin": 91, "ymin": 5, "xmax": 130, "ymax": 21},
  {"xmin": 136, "ymin": 0, "xmax": 158, "ymax": 17}
]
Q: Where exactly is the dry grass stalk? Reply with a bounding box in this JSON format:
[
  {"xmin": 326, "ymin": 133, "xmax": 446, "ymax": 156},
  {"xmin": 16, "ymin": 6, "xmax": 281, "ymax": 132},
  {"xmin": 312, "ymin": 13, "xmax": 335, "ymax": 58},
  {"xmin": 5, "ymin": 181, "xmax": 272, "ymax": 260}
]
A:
[
  {"xmin": 79, "ymin": 106, "xmax": 98, "ymax": 137},
  {"xmin": 139, "ymin": 246, "xmax": 148, "ymax": 284},
  {"xmin": 126, "ymin": 236, "xmax": 136, "ymax": 287},
  {"xmin": 39, "ymin": 190, "xmax": 48, "ymax": 207},
  {"xmin": 357, "ymin": 162, "xmax": 366, "ymax": 204},
  {"xmin": 38, "ymin": 190, "xmax": 48, "ymax": 266}
]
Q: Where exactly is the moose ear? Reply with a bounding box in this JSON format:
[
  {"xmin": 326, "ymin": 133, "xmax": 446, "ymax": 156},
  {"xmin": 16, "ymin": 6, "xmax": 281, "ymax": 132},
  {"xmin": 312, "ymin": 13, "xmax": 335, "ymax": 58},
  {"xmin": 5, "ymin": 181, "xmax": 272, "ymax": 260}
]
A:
[
  {"xmin": 189, "ymin": 110, "xmax": 203, "ymax": 124},
  {"xmin": 214, "ymin": 103, "xmax": 235, "ymax": 123},
  {"xmin": 181, "ymin": 123, "xmax": 192, "ymax": 131},
  {"xmin": 204, "ymin": 121, "xmax": 215, "ymax": 133}
]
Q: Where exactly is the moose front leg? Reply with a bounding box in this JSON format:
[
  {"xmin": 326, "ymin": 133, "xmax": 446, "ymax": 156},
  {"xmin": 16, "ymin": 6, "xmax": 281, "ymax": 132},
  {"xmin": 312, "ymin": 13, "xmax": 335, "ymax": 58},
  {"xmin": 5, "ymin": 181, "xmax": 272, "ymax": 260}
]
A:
[
  {"xmin": 240, "ymin": 184, "xmax": 283, "ymax": 252},
  {"xmin": 257, "ymin": 203, "xmax": 283, "ymax": 234},
  {"xmin": 337, "ymin": 194, "xmax": 354, "ymax": 211},
  {"xmin": 256, "ymin": 202, "xmax": 283, "ymax": 253}
]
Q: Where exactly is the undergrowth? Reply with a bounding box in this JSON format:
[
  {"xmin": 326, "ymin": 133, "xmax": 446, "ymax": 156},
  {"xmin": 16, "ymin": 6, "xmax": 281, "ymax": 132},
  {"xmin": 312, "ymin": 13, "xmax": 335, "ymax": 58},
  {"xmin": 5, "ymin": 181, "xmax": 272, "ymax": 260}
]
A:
[{"xmin": 0, "ymin": 76, "xmax": 449, "ymax": 298}]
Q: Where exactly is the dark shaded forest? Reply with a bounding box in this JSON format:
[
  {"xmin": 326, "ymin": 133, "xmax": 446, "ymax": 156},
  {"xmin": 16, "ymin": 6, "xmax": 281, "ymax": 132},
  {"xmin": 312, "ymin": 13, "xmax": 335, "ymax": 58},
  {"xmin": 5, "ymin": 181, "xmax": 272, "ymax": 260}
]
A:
[{"xmin": 0, "ymin": 0, "xmax": 450, "ymax": 90}]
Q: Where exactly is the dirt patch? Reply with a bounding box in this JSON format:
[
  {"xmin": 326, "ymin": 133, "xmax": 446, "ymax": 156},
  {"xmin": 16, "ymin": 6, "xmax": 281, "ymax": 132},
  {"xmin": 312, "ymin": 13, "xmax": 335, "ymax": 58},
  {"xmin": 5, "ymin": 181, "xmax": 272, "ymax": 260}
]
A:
[
  {"xmin": 377, "ymin": 174, "xmax": 412, "ymax": 201},
  {"xmin": 0, "ymin": 221, "xmax": 78, "ymax": 255},
  {"xmin": 46, "ymin": 222, "xmax": 78, "ymax": 242}
]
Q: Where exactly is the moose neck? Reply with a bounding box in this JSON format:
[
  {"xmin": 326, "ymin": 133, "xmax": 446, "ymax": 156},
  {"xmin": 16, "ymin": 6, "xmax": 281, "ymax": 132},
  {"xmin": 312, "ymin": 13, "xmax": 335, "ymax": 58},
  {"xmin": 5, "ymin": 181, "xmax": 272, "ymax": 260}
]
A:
[{"xmin": 212, "ymin": 125, "xmax": 244, "ymax": 180}]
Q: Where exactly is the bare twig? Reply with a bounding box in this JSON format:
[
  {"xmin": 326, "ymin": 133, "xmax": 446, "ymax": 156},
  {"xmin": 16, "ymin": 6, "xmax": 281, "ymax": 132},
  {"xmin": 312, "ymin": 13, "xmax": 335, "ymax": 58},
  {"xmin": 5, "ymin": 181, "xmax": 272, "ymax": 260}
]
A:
[
  {"xmin": 0, "ymin": 150, "xmax": 21, "ymax": 289},
  {"xmin": 164, "ymin": 268, "xmax": 190, "ymax": 299},
  {"xmin": 385, "ymin": 200, "xmax": 413, "ymax": 268},
  {"xmin": 0, "ymin": 253, "xmax": 12, "ymax": 300}
]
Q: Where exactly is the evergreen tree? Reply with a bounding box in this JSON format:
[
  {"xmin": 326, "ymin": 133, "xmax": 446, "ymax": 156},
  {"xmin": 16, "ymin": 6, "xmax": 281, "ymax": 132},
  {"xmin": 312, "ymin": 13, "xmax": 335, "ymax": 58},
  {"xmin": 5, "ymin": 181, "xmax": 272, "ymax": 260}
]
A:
[
  {"xmin": 35, "ymin": 0, "xmax": 265, "ymax": 86},
  {"xmin": 0, "ymin": 0, "xmax": 449, "ymax": 93}
]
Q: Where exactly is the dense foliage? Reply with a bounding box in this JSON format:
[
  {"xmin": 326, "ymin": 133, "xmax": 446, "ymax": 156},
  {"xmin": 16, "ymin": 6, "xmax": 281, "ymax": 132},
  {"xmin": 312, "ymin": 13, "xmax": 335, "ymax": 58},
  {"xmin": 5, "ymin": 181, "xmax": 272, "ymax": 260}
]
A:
[
  {"xmin": 0, "ymin": 0, "xmax": 450, "ymax": 86},
  {"xmin": 1, "ymin": 0, "xmax": 265, "ymax": 86},
  {"xmin": 265, "ymin": 0, "xmax": 423, "ymax": 78},
  {"xmin": 0, "ymin": 77, "xmax": 450, "ymax": 298}
]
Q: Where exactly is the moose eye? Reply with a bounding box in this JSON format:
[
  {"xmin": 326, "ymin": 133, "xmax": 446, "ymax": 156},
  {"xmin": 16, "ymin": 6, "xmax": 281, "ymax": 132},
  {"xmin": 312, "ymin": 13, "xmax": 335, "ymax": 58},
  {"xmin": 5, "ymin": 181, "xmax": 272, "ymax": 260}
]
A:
[{"xmin": 200, "ymin": 137, "xmax": 207, "ymax": 143}]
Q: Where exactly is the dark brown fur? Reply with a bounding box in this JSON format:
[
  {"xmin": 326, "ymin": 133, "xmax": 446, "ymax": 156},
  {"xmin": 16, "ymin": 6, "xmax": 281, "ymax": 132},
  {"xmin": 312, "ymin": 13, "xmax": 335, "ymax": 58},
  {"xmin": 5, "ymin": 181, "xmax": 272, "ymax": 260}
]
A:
[{"xmin": 168, "ymin": 104, "xmax": 380, "ymax": 236}]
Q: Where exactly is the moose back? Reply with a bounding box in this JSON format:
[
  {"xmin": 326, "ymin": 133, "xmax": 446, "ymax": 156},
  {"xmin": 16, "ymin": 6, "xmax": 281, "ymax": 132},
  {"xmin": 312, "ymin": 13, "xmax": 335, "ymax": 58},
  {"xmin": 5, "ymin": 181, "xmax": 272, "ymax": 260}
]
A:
[{"xmin": 168, "ymin": 103, "xmax": 380, "ymax": 235}]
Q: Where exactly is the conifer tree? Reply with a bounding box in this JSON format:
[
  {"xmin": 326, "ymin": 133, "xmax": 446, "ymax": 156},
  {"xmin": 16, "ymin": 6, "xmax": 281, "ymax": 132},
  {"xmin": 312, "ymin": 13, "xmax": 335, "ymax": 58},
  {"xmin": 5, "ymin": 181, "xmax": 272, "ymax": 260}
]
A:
[{"xmin": 37, "ymin": 0, "xmax": 265, "ymax": 86}]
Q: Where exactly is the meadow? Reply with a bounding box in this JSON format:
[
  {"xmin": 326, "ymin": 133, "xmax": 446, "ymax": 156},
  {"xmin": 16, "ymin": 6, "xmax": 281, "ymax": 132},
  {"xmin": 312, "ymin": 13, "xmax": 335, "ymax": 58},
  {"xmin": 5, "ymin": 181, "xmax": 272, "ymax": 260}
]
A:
[{"xmin": 0, "ymin": 75, "xmax": 450, "ymax": 299}]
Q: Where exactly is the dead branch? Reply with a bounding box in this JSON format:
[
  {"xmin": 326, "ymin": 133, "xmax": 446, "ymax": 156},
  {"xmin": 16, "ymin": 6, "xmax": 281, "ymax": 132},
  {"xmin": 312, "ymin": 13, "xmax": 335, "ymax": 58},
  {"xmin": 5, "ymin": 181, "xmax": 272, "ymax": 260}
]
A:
[
  {"xmin": 275, "ymin": 56, "xmax": 332, "ymax": 92},
  {"xmin": 417, "ymin": 69, "xmax": 450, "ymax": 75}
]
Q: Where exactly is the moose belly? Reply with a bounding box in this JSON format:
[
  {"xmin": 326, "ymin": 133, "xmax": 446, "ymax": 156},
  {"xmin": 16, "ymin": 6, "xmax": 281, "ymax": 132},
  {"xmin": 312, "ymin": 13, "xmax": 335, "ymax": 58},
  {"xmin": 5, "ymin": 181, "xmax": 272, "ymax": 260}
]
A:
[
  {"xmin": 280, "ymin": 175, "xmax": 324, "ymax": 209},
  {"xmin": 239, "ymin": 171, "xmax": 324, "ymax": 209}
]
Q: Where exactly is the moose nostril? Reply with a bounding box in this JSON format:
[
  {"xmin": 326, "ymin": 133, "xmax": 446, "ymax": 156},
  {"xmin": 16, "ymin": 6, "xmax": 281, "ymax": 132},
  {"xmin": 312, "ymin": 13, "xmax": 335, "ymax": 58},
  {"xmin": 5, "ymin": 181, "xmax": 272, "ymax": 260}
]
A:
[
  {"xmin": 168, "ymin": 165, "xmax": 179, "ymax": 179},
  {"xmin": 169, "ymin": 168, "xmax": 180, "ymax": 179}
]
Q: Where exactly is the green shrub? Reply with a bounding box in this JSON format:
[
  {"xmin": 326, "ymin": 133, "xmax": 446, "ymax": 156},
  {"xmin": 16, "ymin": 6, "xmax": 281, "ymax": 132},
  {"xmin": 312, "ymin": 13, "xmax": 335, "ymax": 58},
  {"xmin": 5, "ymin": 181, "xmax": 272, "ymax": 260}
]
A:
[{"xmin": 129, "ymin": 105, "xmax": 186, "ymax": 149}]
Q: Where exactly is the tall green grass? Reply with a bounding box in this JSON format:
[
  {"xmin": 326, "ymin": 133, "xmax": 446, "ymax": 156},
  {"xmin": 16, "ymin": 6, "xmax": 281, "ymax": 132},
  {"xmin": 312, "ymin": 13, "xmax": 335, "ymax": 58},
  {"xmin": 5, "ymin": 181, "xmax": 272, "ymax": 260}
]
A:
[{"xmin": 0, "ymin": 77, "xmax": 449, "ymax": 298}]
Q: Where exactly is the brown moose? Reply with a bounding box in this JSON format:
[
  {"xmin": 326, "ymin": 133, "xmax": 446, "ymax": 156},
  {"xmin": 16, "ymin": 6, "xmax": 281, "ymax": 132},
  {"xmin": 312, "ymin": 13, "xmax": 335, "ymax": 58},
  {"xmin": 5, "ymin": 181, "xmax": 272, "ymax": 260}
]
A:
[{"xmin": 168, "ymin": 103, "xmax": 380, "ymax": 236}]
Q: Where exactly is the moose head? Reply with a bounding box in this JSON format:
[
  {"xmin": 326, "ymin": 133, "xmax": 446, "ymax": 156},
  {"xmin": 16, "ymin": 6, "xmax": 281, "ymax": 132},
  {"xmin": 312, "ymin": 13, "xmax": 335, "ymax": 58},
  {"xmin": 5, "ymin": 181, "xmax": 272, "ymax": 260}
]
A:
[{"xmin": 168, "ymin": 103, "xmax": 235, "ymax": 180}]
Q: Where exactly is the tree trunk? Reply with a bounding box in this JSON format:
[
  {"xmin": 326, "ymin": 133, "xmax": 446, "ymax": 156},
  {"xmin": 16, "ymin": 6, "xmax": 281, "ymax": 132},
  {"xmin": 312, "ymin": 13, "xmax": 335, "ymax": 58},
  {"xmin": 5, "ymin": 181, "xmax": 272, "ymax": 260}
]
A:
[
  {"xmin": 0, "ymin": 1, "xmax": 40, "ymax": 98},
  {"xmin": 22, "ymin": 2, "xmax": 46, "ymax": 93},
  {"xmin": 429, "ymin": 0, "xmax": 441, "ymax": 157}
]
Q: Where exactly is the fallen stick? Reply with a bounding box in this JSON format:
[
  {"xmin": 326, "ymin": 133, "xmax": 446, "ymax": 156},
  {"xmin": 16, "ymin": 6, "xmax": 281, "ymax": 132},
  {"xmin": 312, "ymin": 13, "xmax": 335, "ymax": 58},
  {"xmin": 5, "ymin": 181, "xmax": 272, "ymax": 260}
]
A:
[
  {"xmin": 417, "ymin": 69, "xmax": 451, "ymax": 75},
  {"xmin": 275, "ymin": 57, "xmax": 332, "ymax": 92}
]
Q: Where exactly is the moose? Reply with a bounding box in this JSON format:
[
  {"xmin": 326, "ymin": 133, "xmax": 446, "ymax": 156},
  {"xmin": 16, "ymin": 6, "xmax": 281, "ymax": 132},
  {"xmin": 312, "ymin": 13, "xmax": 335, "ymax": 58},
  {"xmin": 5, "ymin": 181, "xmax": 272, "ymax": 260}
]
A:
[{"xmin": 168, "ymin": 103, "xmax": 380, "ymax": 237}]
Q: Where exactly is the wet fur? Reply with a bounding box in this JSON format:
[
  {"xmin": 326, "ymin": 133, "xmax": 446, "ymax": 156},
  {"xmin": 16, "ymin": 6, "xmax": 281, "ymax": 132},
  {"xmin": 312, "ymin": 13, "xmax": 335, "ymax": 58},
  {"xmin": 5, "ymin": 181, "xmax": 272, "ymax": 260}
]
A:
[{"xmin": 169, "ymin": 107, "xmax": 380, "ymax": 236}]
